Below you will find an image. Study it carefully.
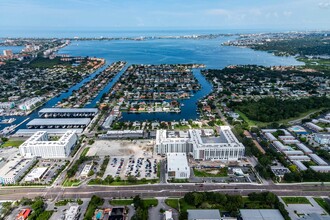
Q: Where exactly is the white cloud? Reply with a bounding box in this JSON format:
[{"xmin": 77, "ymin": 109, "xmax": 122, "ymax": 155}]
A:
[
  {"xmin": 206, "ymin": 9, "xmax": 230, "ymax": 16},
  {"xmin": 283, "ymin": 11, "xmax": 292, "ymax": 16},
  {"xmin": 318, "ymin": 1, "xmax": 330, "ymax": 9}
]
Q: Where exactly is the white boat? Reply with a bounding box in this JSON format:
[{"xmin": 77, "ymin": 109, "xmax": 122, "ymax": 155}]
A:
[{"xmin": 0, "ymin": 118, "xmax": 16, "ymax": 124}]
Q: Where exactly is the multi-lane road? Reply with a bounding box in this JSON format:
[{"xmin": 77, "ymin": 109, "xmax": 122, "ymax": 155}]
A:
[{"xmin": 0, "ymin": 183, "xmax": 329, "ymax": 200}]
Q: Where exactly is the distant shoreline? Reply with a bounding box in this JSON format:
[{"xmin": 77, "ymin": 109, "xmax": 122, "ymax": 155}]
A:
[{"xmin": 1, "ymin": 29, "xmax": 329, "ymax": 39}]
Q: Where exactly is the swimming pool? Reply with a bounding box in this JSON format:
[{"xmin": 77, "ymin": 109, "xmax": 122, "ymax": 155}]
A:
[{"xmin": 96, "ymin": 210, "xmax": 103, "ymax": 219}]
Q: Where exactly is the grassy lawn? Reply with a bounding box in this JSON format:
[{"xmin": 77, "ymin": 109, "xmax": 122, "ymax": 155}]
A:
[
  {"xmin": 1, "ymin": 140, "xmax": 25, "ymax": 147},
  {"xmin": 235, "ymin": 110, "xmax": 268, "ymax": 127},
  {"xmin": 37, "ymin": 210, "xmax": 54, "ymax": 220},
  {"xmin": 282, "ymin": 197, "xmax": 311, "ymax": 205},
  {"xmin": 193, "ymin": 168, "xmax": 228, "ymax": 177},
  {"xmin": 297, "ymin": 57, "xmax": 330, "ymax": 72},
  {"xmin": 313, "ymin": 197, "xmax": 330, "ymax": 214},
  {"xmin": 62, "ymin": 178, "xmax": 81, "ymax": 187},
  {"xmin": 236, "ymin": 108, "xmax": 325, "ymax": 127},
  {"xmin": 109, "ymin": 198, "xmax": 158, "ymax": 207},
  {"xmin": 168, "ymin": 178, "xmax": 189, "ymax": 183},
  {"xmin": 174, "ymin": 124, "xmax": 190, "ymax": 130},
  {"xmin": 88, "ymin": 178, "xmax": 158, "ymax": 186},
  {"xmin": 81, "ymin": 147, "xmax": 90, "ymax": 157},
  {"xmin": 165, "ymin": 198, "xmax": 179, "ymax": 210},
  {"xmin": 55, "ymin": 199, "xmax": 74, "ymax": 206},
  {"xmin": 110, "ymin": 179, "xmax": 158, "ymax": 185},
  {"xmin": 109, "ymin": 199, "xmax": 133, "ymax": 206},
  {"xmin": 143, "ymin": 198, "xmax": 158, "ymax": 207}
]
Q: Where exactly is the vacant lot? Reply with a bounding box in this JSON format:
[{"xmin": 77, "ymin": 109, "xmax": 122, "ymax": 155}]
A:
[
  {"xmin": 87, "ymin": 140, "xmax": 154, "ymax": 157},
  {"xmin": 1, "ymin": 139, "xmax": 25, "ymax": 147},
  {"xmin": 282, "ymin": 197, "xmax": 311, "ymax": 205}
]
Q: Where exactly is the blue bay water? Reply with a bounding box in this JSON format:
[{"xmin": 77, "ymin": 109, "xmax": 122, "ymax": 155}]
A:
[
  {"xmin": 0, "ymin": 32, "xmax": 303, "ymax": 131},
  {"xmin": 0, "ymin": 46, "xmax": 24, "ymax": 54},
  {"xmin": 58, "ymin": 36, "xmax": 302, "ymax": 121}
]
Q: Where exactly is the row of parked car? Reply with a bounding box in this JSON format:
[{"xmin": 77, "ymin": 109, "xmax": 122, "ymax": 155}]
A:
[{"xmin": 115, "ymin": 158, "xmax": 124, "ymax": 176}]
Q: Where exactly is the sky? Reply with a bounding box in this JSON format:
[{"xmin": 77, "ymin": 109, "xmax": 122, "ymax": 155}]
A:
[{"xmin": 0, "ymin": 0, "xmax": 329, "ymax": 31}]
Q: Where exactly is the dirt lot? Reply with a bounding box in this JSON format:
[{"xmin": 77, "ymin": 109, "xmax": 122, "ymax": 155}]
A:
[
  {"xmin": 0, "ymin": 147, "xmax": 19, "ymax": 159},
  {"xmin": 87, "ymin": 140, "xmax": 154, "ymax": 157},
  {"xmin": 87, "ymin": 140, "xmax": 159, "ymax": 180}
]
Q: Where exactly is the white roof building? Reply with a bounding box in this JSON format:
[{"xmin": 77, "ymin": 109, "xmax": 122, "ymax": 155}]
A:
[
  {"xmin": 273, "ymin": 141, "xmax": 289, "ymax": 152},
  {"xmin": 164, "ymin": 210, "xmax": 173, "ymax": 220},
  {"xmin": 319, "ymin": 118, "xmax": 330, "ymax": 124},
  {"xmin": 293, "ymin": 160, "xmax": 308, "ymax": 171},
  {"xmin": 0, "ymin": 155, "xmax": 36, "ymax": 185},
  {"xmin": 18, "ymin": 97, "xmax": 44, "ymax": 111},
  {"xmin": 19, "ymin": 130, "xmax": 77, "ymax": 158},
  {"xmin": 282, "ymin": 139, "xmax": 300, "ymax": 144},
  {"xmin": 24, "ymin": 167, "xmax": 48, "ymax": 182},
  {"xmin": 65, "ymin": 205, "xmax": 80, "ymax": 220},
  {"xmin": 305, "ymin": 122, "xmax": 323, "ymax": 132},
  {"xmin": 278, "ymin": 136, "xmax": 295, "ymax": 141},
  {"xmin": 261, "ymin": 129, "xmax": 278, "ymax": 133},
  {"xmin": 295, "ymin": 143, "xmax": 313, "ymax": 154},
  {"xmin": 101, "ymin": 130, "xmax": 144, "ymax": 139},
  {"xmin": 155, "ymin": 126, "xmax": 245, "ymax": 162},
  {"xmin": 283, "ymin": 151, "xmax": 304, "ymax": 156},
  {"xmin": 167, "ymin": 153, "xmax": 190, "ymax": 179},
  {"xmin": 309, "ymin": 154, "xmax": 328, "ymax": 166},
  {"xmin": 310, "ymin": 166, "xmax": 330, "ymax": 173},
  {"xmin": 188, "ymin": 209, "xmax": 221, "ymax": 220},
  {"xmin": 288, "ymin": 156, "xmax": 311, "ymax": 161},
  {"xmin": 240, "ymin": 209, "xmax": 284, "ymax": 220},
  {"xmin": 265, "ymin": 133, "xmax": 277, "ymax": 142},
  {"xmin": 80, "ymin": 164, "xmax": 93, "ymax": 178}
]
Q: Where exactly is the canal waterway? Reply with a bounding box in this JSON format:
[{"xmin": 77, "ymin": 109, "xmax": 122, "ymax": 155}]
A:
[{"xmin": 0, "ymin": 33, "xmax": 303, "ymax": 132}]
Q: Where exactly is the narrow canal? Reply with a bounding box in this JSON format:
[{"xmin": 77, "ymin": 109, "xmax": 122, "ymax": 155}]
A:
[{"xmin": 120, "ymin": 68, "xmax": 213, "ymax": 122}]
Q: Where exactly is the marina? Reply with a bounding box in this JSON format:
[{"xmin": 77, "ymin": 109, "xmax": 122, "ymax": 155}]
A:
[
  {"xmin": 0, "ymin": 33, "xmax": 302, "ymax": 134},
  {"xmin": 0, "ymin": 118, "xmax": 16, "ymax": 124}
]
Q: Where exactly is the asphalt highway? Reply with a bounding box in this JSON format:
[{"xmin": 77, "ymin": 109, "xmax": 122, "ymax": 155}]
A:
[{"xmin": 0, "ymin": 183, "xmax": 329, "ymax": 200}]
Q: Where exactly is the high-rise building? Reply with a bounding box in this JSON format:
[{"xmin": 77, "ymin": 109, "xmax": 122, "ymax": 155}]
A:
[
  {"xmin": 3, "ymin": 50, "xmax": 13, "ymax": 57},
  {"xmin": 19, "ymin": 130, "xmax": 77, "ymax": 158},
  {"xmin": 155, "ymin": 126, "xmax": 245, "ymax": 161}
]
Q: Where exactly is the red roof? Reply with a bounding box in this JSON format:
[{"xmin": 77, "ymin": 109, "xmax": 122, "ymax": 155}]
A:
[{"xmin": 16, "ymin": 209, "xmax": 31, "ymax": 220}]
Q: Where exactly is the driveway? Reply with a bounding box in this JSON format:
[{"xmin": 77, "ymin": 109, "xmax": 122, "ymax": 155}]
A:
[
  {"xmin": 148, "ymin": 197, "xmax": 179, "ymax": 220},
  {"xmin": 279, "ymin": 196, "xmax": 327, "ymax": 220},
  {"xmin": 160, "ymin": 159, "xmax": 167, "ymax": 184}
]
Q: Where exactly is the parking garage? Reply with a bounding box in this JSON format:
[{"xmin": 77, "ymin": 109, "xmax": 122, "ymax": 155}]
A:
[
  {"xmin": 38, "ymin": 108, "xmax": 98, "ymax": 118},
  {"xmin": 26, "ymin": 118, "xmax": 91, "ymax": 129}
]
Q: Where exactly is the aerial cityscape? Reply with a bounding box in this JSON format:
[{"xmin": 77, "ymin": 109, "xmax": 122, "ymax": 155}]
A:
[{"xmin": 0, "ymin": 0, "xmax": 330, "ymax": 220}]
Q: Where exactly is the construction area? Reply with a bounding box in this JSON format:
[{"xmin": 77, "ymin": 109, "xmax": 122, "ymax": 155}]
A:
[{"xmin": 87, "ymin": 140, "xmax": 159, "ymax": 180}]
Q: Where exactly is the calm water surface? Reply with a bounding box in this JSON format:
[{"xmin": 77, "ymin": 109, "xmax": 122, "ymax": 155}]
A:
[{"xmin": 0, "ymin": 33, "xmax": 303, "ymax": 131}]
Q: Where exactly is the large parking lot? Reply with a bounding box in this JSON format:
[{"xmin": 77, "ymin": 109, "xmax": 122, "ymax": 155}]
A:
[
  {"xmin": 22, "ymin": 159, "xmax": 68, "ymax": 185},
  {"xmin": 87, "ymin": 140, "xmax": 159, "ymax": 180},
  {"xmin": 104, "ymin": 155, "xmax": 158, "ymax": 180}
]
